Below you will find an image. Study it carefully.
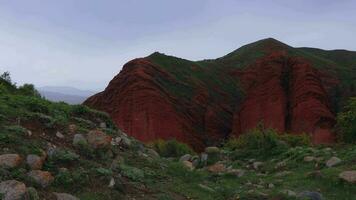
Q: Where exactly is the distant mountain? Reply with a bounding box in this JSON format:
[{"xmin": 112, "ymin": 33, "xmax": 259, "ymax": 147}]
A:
[{"xmin": 38, "ymin": 86, "xmax": 97, "ymax": 104}]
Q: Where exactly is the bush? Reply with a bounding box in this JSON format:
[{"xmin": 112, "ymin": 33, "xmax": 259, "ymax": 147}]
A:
[
  {"xmin": 17, "ymin": 84, "xmax": 41, "ymax": 97},
  {"xmin": 150, "ymin": 139, "xmax": 194, "ymax": 157},
  {"xmin": 224, "ymin": 126, "xmax": 290, "ymax": 159},
  {"xmin": 336, "ymin": 97, "xmax": 356, "ymax": 143}
]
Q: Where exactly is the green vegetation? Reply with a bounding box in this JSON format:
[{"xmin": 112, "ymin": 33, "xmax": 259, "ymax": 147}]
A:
[
  {"xmin": 150, "ymin": 139, "xmax": 194, "ymax": 158},
  {"xmin": 336, "ymin": 97, "xmax": 356, "ymax": 143}
]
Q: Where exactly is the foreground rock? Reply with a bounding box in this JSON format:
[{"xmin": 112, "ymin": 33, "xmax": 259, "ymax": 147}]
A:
[
  {"xmin": 87, "ymin": 130, "xmax": 112, "ymax": 149},
  {"xmin": 54, "ymin": 192, "xmax": 79, "ymax": 200},
  {"xmin": 0, "ymin": 154, "xmax": 22, "ymax": 169},
  {"xmin": 207, "ymin": 163, "xmax": 226, "ymax": 173},
  {"xmin": 26, "ymin": 154, "xmax": 44, "ymax": 170},
  {"xmin": 28, "ymin": 170, "xmax": 54, "ymax": 188},
  {"xmin": 339, "ymin": 171, "xmax": 356, "ymax": 183},
  {"xmin": 0, "ymin": 180, "xmax": 28, "ymax": 200},
  {"xmin": 325, "ymin": 157, "xmax": 341, "ymax": 167}
]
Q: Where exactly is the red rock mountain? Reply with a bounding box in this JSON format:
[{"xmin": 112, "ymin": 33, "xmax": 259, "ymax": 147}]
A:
[{"xmin": 84, "ymin": 38, "xmax": 356, "ymax": 150}]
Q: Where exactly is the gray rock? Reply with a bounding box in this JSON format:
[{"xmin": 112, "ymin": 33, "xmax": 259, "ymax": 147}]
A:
[
  {"xmin": 100, "ymin": 122, "xmax": 107, "ymax": 129},
  {"xmin": 282, "ymin": 189, "xmax": 297, "ymax": 197},
  {"xmin": 0, "ymin": 180, "xmax": 28, "ymax": 200},
  {"xmin": 0, "ymin": 154, "xmax": 22, "ymax": 169},
  {"xmin": 304, "ymin": 156, "xmax": 316, "ymax": 162},
  {"xmin": 198, "ymin": 184, "xmax": 215, "ymax": 192},
  {"xmin": 179, "ymin": 154, "xmax": 192, "ymax": 162},
  {"xmin": 325, "ymin": 156, "xmax": 341, "ymax": 167},
  {"xmin": 110, "ymin": 137, "xmax": 122, "ymax": 146},
  {"xmin": 56, "ymin": 131, "xmax": 65, "ymax": 139},
  {"xmin": 87, "ymin": 130, "xmax": 112, "ymax": 149},
  {"xmin": 182, "ymin": 161, "xmax": 194, "ymax": 170},
  {"xmin": 339, "ymin": 170, "xmax": 356, "ymax": 183},
  {"xmin": 200, "ymin": 153, "xmax": 208, "ymax": 166},
  {"xmin": 298, "ymin": 191, "xmax": 323, "ymax": 200},
  {"xmin": 73, "ymin": 134, "xmax": 87, "ymax": 146},
  {"xmin": 53, "ymin": 193, "xmax": 79, "ymax": 200},
  {"xmin": 26, "ymin": 154, "xmax": 44, "ymax": 170},
  {"xmin": 253, "ymin": 161, "xmax": 264, "ymax": 170},
  {"xmin": 146, "ymin": 148, "xmax": 160, "ymax": 159},
  {"xmin": 28, "ymin": 170, "xmax": 54, "ymax": 188}
]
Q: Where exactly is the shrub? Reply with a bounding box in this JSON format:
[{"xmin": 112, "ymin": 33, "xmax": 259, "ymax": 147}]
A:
[
  {"xmin": 224, "ymin": 126, "xmax": 290, "ymax": 159},
  {"xmin": 49, "ymin": 149, "xmax": 80, "ymax": 164},
  {"xmin": 17, "ymin": 84, "xmax": 41, "ymax": 97},
  {"xmin": 150, "ymin": 139, "xmax": 194, "ymax": 157},
  {"xmin": 336, "ymin": 97, "xmax": 356, "ymax": 143},
  {"xmin": 119, "ymin": 164, "xmax": 144, "ymax": 181}
]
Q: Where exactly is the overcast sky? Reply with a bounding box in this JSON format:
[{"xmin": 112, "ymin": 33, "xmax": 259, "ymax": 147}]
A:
[{"xmin": 0, "ymin": 0, "xmax": 355, "ymax": 91}]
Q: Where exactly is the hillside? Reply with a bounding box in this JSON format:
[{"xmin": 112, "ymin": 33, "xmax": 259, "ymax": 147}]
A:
[
  {"xmin": 84, "ymin": 38, "xmax": 356, "ymax": 149},
  {"xmin": 2, "ymin": 76, "xmax": 356, "ymax": 199}
]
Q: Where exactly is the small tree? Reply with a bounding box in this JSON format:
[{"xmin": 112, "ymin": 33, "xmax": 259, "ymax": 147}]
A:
[
  {"xmin": 0, "ymin": 71, "xmax": 12, "ymax": 83},
  {"xmin": 18, "ymin": 84, "xmax": 41, "ymax": 97},
  {"xmin": 336, "ymin": 97, "xmax": 356, "ymax": 143}
]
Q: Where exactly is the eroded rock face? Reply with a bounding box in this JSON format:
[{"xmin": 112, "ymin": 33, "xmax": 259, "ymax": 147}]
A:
[
  {"xmin": 84, "ymin": 50, "xmax": 339, "ymax": 149},
  {"xmin": 232, "ymin": 52, "xmax": 336, "ymax": 143},
  {"xmin": 84, "ymin": 59, "xmax": 230, "ymax": 150}
]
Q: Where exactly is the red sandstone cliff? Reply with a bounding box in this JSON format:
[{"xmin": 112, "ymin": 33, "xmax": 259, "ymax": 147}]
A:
[
  {"xmin": 84, "ymin": 39, "xmax": 355, "ymax": 148},
  {"xmin": 232, "ymin": 52, "xmax": 336, "ymax": 144}
]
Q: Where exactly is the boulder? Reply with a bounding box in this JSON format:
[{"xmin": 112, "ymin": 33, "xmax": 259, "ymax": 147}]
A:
[
  {"xmin": 0, "ymin": 154, "xmax": 22, "ymax": 169},
  {"xmin": 54, "ymin": 193, "xmax": 79, "ymax": 200},
  {"xmin": 339, "ymin": 171, "xmax": 356, "ymax": 184},
  {"xmin": 28, "ymin": 170, "xmax": 54, "ymax": 188},
  {"xmin": 304, "ymin": 156, "xmax": 316, "ymax": 162},
  {"xmin": 146, "ymin": 148, "xmax": 160, "ymax": 159},
  {"xmin": 0, "ymin": 180, "xmax": 28, "ymax": 200},
  {"xmin": 87, "ymin": 130, "xmax": 112, "ymax": 149},
  {"xmin": 56, "ymin": 131, "xmax": 65, "ymax": 139},
  {"xmin": 325, "ymin": 157, "xmax": 341, "ymax": 167},
  {"xmin": 253, "ymin": 161, "xmax": 264, "ymax": 170},
  {"xmin": 182, "ymin": 161, "xmax": 194, "ymax": 170},
  {"xmin": 298, "ymin": 191, "xmax": 323, "ymax": 200},
  {"xmin": 179, "ymin": 154, "xmax": 192, "ymax": 162},
  {"xmin": 26, "ymin": 154, "xmax": 44, "ymax": 170},
  {"xmin": 207, "ymin": 163, "xmax": 226, "ymax": 173}
]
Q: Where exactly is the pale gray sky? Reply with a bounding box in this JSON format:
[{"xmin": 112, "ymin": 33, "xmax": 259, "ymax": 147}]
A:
[{"xmin": 0, "ymin": 0, "xmax": 355, "ymax": 90}]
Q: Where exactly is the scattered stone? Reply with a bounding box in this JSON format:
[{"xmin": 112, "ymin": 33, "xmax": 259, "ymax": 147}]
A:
[
  {"xmin": 179, "ymin": 154, "xmax": 192, "ymax": 162},
  {"xmin": 325, "ymin": 156, "xmax": 341, "ymax": 167},
  {"xmin": 87, "ymin": 130, "xmax": 112, "ymax": 149},
  {"xmin": 205, "ymin": 147, "xmax": 220, "ymax": 154},
  {"xmin": 28, "ymin": 170, "xmax": 54, "ymax": 188},
  {"xmin": 275, "ymin": 160, "xmax": 287, "ymax": 169},
  {"xmin": 304, "ymin": 156, "xmax": 316, "ymax": 162},
  {"xmin": 275, "ymin": 171, "xmax": 292, "ymax": 177},
  {"xmin": 200, "ymin": 153, "xmax": 208, "ymax": 165},
  {"xmin": 198, "ymin": 184, "xmax": 215, "ymax": 192},
  {"xmin": 226, "ymin": 169, "xmax": 245, "ymax": 177},
  {"xmin": 0, "ymin": 154, "xmax": 22, "ymax": 169},
  {"xmin": 68, "ymin": 124, "xmax": 77, "ymax": 134},
  {"xmin": 298, "ymin": 191, "xmax": 323, "ymax": 200},
  {"xmin": 282, "ymin": 189, "xmax": 297, "ymax": 197},
  {"xmin": 268, "ymin": 183, "xmax": 275, "ymax": 189},
  {"xmin": 27, "ymin": 187, "xmax": 39, "ymax": 200},
  {"xmin": 53, "ymin": 193, "xmax": 79, "ymax": 200},
  {"xmin": 339, "ymin": 171, "xmax": 356, "ymax": 183},
  {"xmin": 27, "ymin": 130, "xmax": 32, "ymax": 137},
  {"xmin": 26, "ymin": 154, "xmax": 44, "ymax": 170},
  {"xmin": 146, "ymin": 148, "xmax": 160, "ymax": 159},
  {"xmin": 182, "ymin": 161, "xmax": 194, "ymax": 170},
  {"xmin": 111, "ymin": 137, "xmax": 122, "ymax": 146},
  {"xmin": 253, "ymin": 161, "xmax": 263, "ymax": 170},
  {"xmin": 191, "ymin": 156, "xmax": 200, "ymax": 167},
  {"xmin": 72, "ymin": 134, "xmax": 87, "ymax": 146},
  {"xmin": 207, "ymin": 163, "xmax": 226, "ymax": 173},
  {"xmin": 121, "ymin": 136, "xmax": 132, "ymax": 148},
  {"xmin": 108, "ymin": 177, "xmax": 115, "ymax": 188},
  {"xmin": 100, "ymin": 122, "xmax": 107, "ymax": 129},
  {"xmin": 56, "ymin": 131, "xmax": 65, "ymax": 139},
  {"xmin": 0, "ymin": 180, "xmax": 28, "ymax": 200}
]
